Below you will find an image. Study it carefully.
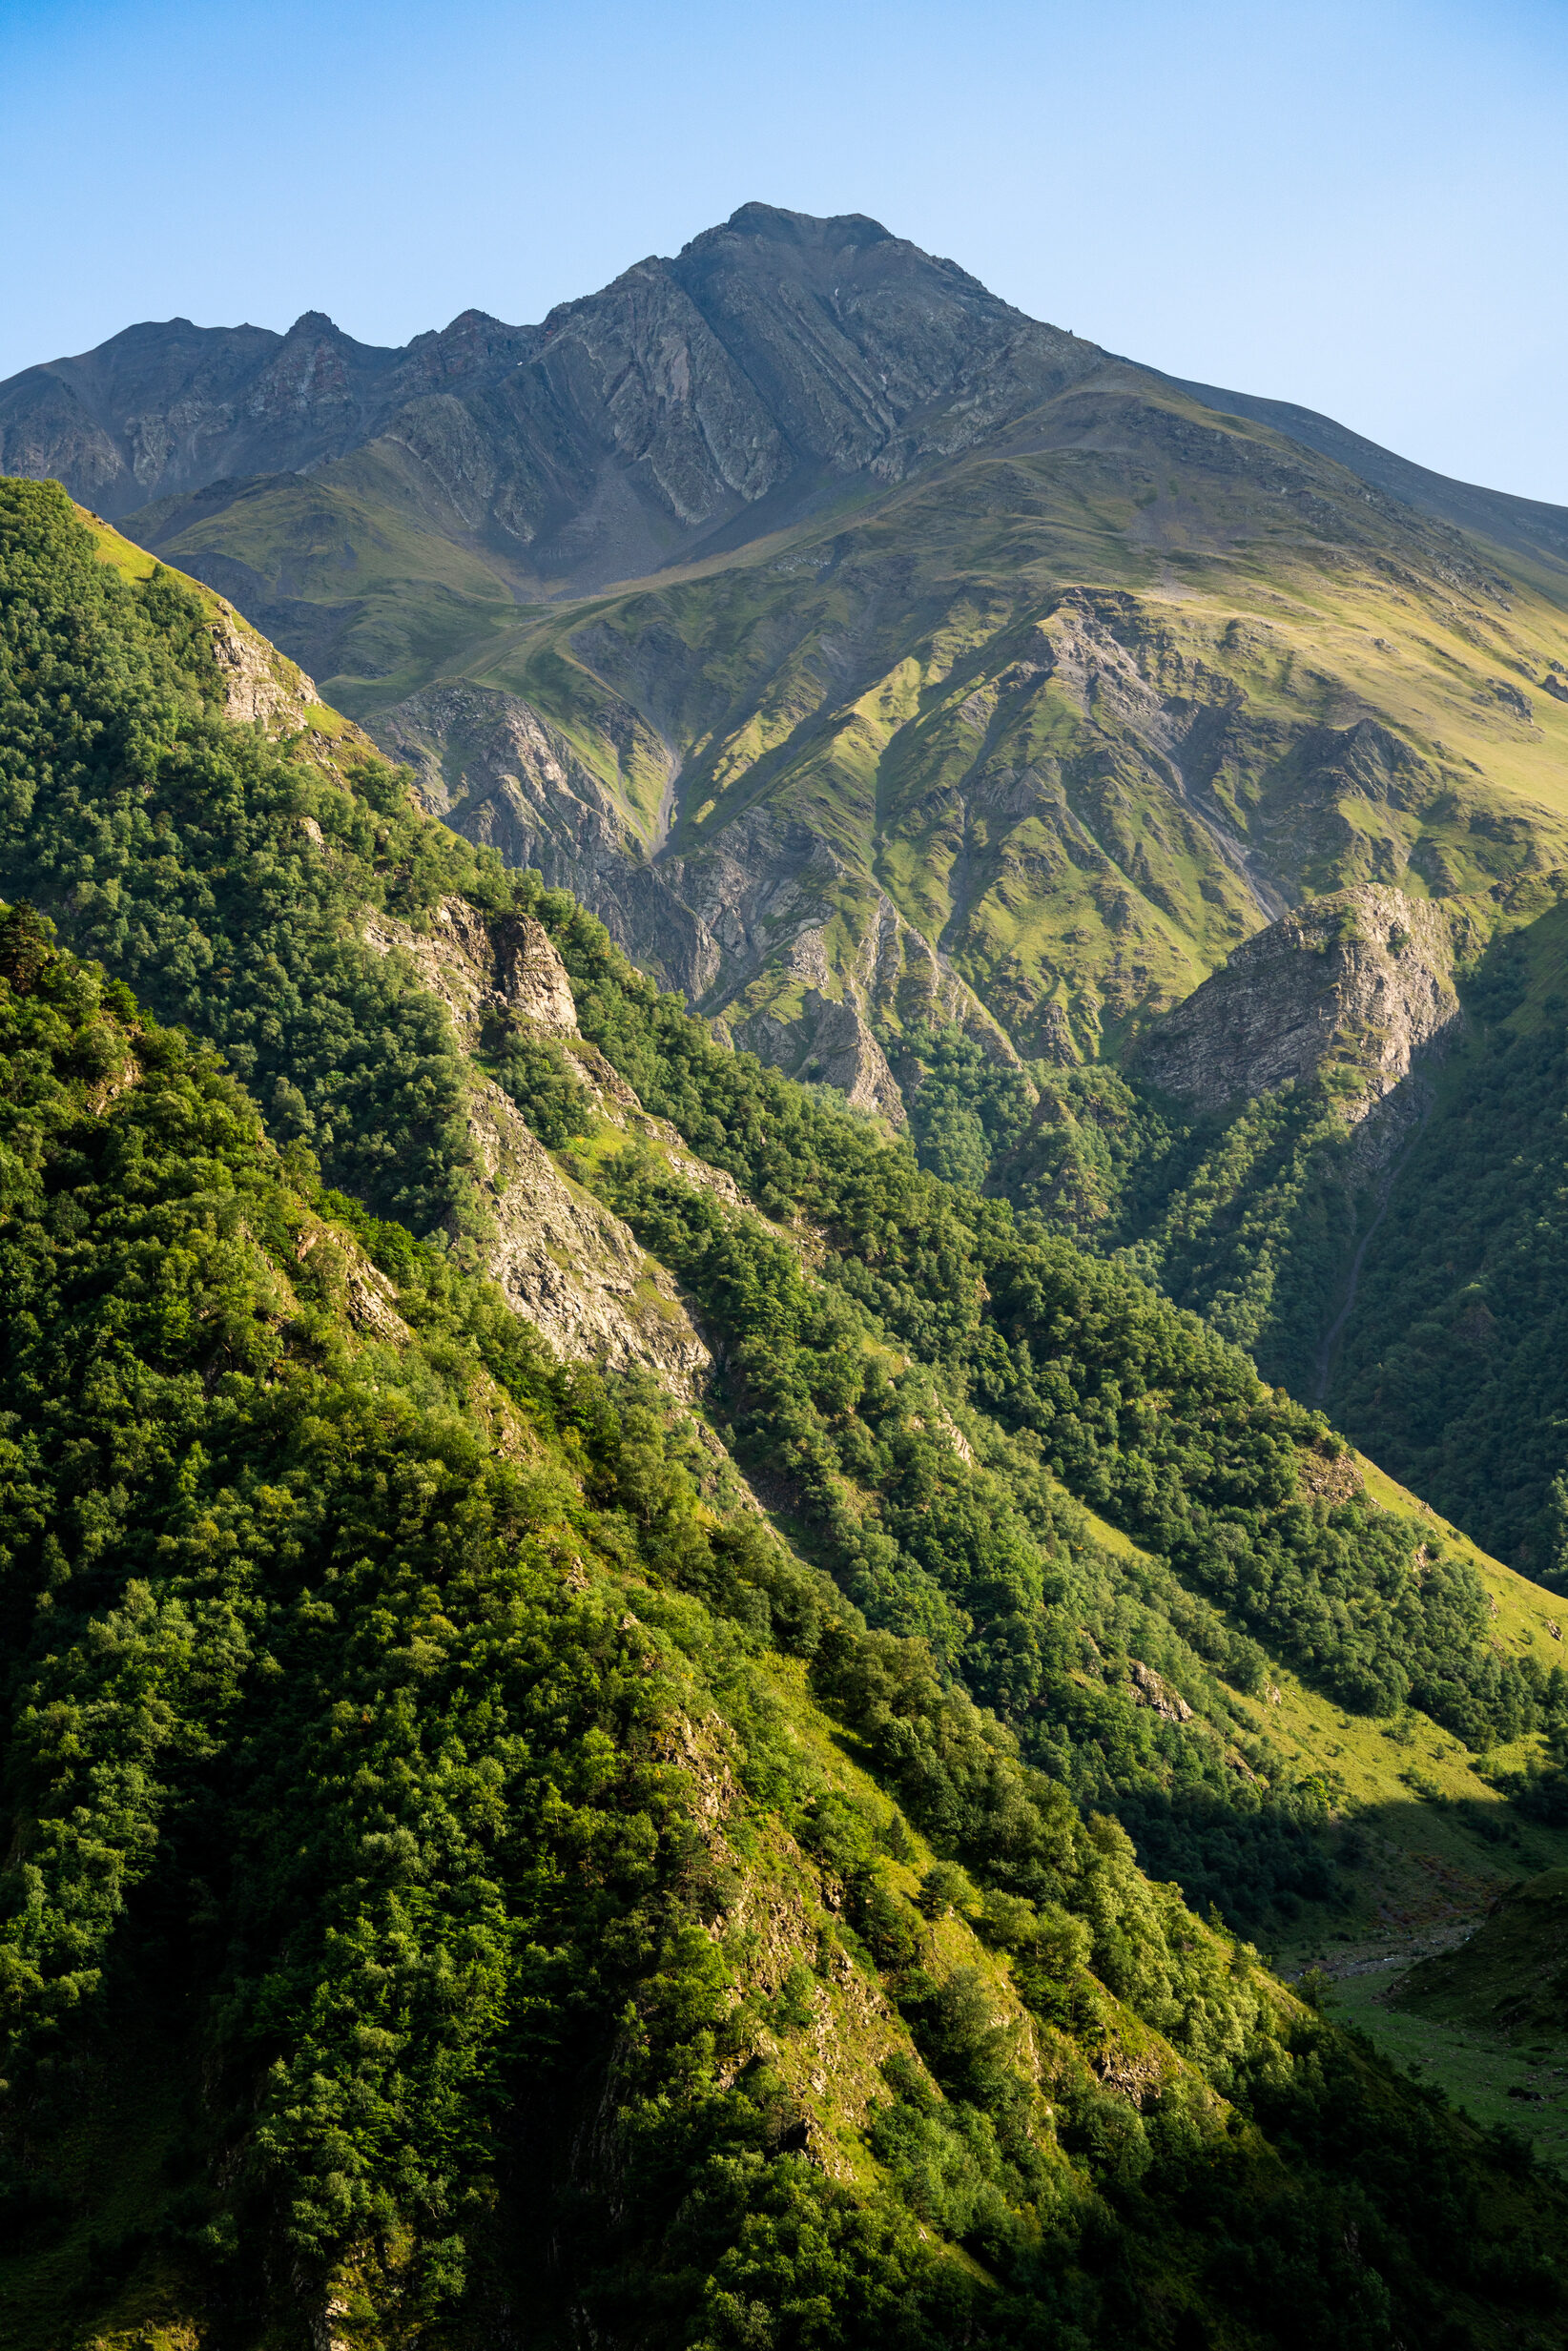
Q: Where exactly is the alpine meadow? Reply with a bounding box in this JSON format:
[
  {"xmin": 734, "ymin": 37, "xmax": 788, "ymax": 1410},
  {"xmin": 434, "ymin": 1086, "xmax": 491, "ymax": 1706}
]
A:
[{"xmin": 5, "ymin": 195, "xmax": 1568, "ymax": 2350}]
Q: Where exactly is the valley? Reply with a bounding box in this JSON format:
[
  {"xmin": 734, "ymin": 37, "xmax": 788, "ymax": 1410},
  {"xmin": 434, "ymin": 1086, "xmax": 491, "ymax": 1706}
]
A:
[{"xmin": 3, "ymin": 193, "xmax": 1568, "ymax": 2344}]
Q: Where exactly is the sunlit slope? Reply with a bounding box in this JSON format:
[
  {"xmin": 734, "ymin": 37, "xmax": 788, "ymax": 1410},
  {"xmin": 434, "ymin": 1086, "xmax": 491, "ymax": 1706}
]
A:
[
  {"xmin": 74, "ymin": 498, "xmax": 363, "ymax": 750},
  {"xmin": 1064, "ymin": 1454, "xmax": 1568, "ymax": 1943},
  {"xmin": 415, "ymin": 381, "xmax": 1568, "ymax": 1062}
]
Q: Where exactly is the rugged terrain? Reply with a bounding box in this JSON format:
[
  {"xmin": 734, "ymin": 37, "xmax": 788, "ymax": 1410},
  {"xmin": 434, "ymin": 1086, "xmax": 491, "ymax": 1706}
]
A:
[
  {"xmin": 10, "ymin": 204, "xmax": 1568, "ymax": 1568},
  {"xmin": 6, "ymin": 204, "xmax": 1567, "ymax": 1104},
  {"xmin": 10, "ymin": 478, "xmax": 1568, "ymax": 2347}
]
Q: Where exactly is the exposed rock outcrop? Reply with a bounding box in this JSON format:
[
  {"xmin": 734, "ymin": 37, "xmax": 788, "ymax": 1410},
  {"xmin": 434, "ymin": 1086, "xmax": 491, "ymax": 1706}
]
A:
[
  {"xmin": 209, "ymin": 598, "xmax": 322, "ymax": 730},
  {"xmin": 358, "ymin": 896, "xmax": 713, "ymax": 1392},
  {"xmin": 1132, "ymin": 886, "xmax": 1462, "ymax": 1118},
  {"xmin": 464, "ymin": 1076, "xmax": 712, "ymax": 1393},
  {"xmin": 1128, "ymin": 1661, "xmax": 1195, "ymax": 1724}
]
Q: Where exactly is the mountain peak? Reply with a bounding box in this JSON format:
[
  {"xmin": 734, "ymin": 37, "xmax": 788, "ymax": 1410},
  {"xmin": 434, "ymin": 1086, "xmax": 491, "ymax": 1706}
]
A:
[{"xmin": 715, "ymin": 200, "xmax": 896, "ymax": 249}]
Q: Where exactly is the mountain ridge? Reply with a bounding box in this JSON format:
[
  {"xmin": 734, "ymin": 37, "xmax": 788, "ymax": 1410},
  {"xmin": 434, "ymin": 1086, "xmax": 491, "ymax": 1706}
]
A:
[
  {"xmin": 8, "ymin": 200, "xmax": 1566, "ymax": 599},
  {"xmin": 0, "ymin": 203, "xmax": 1103, "ymax": 592},
  {"xmin": 9, "ymin": 208, "xmax": 1568, "ymax": 1593}
]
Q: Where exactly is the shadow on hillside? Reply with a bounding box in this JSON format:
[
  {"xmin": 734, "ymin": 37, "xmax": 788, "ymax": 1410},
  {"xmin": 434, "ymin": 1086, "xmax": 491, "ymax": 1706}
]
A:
[{"xmin": 1137, "ymin": 1782, "xmax": 1568, "ymax": 1962}]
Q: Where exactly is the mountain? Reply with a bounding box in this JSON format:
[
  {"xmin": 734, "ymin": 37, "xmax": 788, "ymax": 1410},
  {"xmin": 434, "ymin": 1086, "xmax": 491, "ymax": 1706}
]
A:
[
  {"xmin": 1164, "ymin": 371, "xmax": 1568, "ymax": 577},
  {"xmin": 10, "ymin": 476, "xmax": 1568, "ymax": 2343},
  {"xmin": 0, "ymin": 205, "xmax": 1096, "ymax": 588},
  {"xmin": 7, "ymin": 211, "xmax": 1568, "ymax": 1599},
  {"xmin": 7, "ymin": 206, "xmax": 1565, "ymax": 1085},
  {"xmin": 1328, "ymin": 898, "xmax": 1568, "ymax": 1577}
]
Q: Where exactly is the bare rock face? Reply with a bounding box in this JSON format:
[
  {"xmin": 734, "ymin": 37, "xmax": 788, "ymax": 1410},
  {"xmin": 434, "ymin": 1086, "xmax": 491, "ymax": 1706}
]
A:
[
  {"xmin": 1128, "ymin": 1661, "xmax": 1194, "ymax": 1723},
  {"xmin": 1133, "ymin": 885, "xmax": 1460, "ymax": 1116},
  {"xmin": 358, "ymin": 897, "xmax": 712, "ymax": 1392},
  {"xmin": 730, "ymin": 921, "xmax": 905, "ymax": 1121},
  {"xmin": 8, "ymin": 206, "xmax": 1099, "ymax": 591},
  {"xmin": 464, "ymin": 1078, "xmax": 712, "ymax": 1394},
  {"xmin": 499, "ymin": 916, "xmax": 578, "ymax": 1032},
  {"xmin": 373, "ymin": 681, "xmax": 719, "ymax": 1000},
  {"xmin": 208, "ymin": 599, "xmax": 321, "ymax": 731}
]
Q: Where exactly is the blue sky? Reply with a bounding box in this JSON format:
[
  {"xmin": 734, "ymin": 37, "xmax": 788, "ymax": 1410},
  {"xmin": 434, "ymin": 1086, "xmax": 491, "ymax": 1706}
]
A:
[{"xmin": 3, "ymin": 0, "xmax": 1565, "ymax": 501}]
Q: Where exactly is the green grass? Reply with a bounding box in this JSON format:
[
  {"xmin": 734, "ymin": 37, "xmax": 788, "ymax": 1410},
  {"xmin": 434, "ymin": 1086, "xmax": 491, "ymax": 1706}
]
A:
[
  {"xmin": 1066, "ymin": 1473, "xmax": 1568, "ymax": 1957},
  {"xmin": 1328, "ymin": 1963, "xmax": 1568, "ymax": 2170},
  {"xmin": 1324, "ymin": 1880, "xmax": 1568, "ymax": 2175}
]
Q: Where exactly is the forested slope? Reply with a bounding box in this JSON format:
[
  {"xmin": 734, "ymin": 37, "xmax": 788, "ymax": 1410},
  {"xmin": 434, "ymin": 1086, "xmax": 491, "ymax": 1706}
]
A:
[
  {"xmin": 1331, "ymin": 903, "xmax": 1568, "ymax": 1579},
  {"xmin": 3, "ymin": 477, "xmax": 1560, "ymax": 1934},
  {"xmin": 6, "ymin": 476, "xmax": 1568, "ymax": 2341},
  {"xmin": 3, "ymin": 893, "xmax": 1568, "ymax": 2349}
]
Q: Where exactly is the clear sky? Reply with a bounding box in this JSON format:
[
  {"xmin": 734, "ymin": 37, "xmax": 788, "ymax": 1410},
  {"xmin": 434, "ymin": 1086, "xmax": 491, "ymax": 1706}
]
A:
[{"xmin": 3, "ymin": 0, "xmax": 1565, "ymax": 502}]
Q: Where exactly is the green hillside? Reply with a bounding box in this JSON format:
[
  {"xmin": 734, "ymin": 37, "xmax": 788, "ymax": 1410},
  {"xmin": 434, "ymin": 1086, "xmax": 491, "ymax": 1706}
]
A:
[
  {"xmin": 10, "ymin": 475, "xmax": 1568, "ymax": 2341},
  {"xmin": 1330, "ymin": 904, "xmax": 1568, "ymax": 1578},
  {"xmin": 1322, "ymin": 1872, "xmax": 1568, "ymax": 2174},
  {"xmin": 0, "ymin": 882, "xmax": 1563, "ymax": 2350}
]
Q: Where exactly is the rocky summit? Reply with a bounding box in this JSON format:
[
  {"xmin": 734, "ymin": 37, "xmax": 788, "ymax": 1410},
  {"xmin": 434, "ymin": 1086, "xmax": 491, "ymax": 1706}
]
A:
[{"xmin": 0, "ymin": 205, "xmax": 1095, "ymax": 582}]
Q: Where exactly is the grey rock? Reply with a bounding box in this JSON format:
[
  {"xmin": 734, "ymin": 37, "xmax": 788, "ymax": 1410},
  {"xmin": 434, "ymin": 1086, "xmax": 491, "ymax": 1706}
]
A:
[
  {"xmin": 356, "ymin": 894, "xmax": 712, "ymax": 1391},
  {"xmin": 1132, "ymin": 885, "xmax": 1461, "ymax": 1116}
]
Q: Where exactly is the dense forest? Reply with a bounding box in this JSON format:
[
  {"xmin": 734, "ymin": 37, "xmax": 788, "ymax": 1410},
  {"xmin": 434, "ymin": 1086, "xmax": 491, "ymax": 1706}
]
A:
[
  {"xmin": 5, "ymin": 478, "xmax": 1568, "ymax": 2344},
  {"xmin": 3, "ymin": 904, "xmax": 1566, "ymax": 2348}
]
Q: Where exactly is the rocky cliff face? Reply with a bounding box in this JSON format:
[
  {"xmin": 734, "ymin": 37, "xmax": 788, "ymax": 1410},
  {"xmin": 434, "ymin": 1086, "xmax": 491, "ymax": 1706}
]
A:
[
  {"xmin": 0, "ymin": 308, "xmax": 536, "ymax": 519},
  {"xmin": 208, "ymin": 596, "xmax": 324, "ymax": 730},
  {"xmin": 1132, "ymin": 885, "xmax": 1463, "ymax": 1116},
  {"xmin": 360, "ymin": 895, "xmax": 714, "ymax": 1392}
]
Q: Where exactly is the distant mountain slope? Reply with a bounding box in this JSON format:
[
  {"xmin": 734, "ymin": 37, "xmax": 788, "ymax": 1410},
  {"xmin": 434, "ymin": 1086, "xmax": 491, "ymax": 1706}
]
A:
[
  {"xmin": 8, "ymin": 210, "xmax": 1568, "ymax": 1578},
  {"xmin": 8, "ymin": 213, "xmax": 1566, "ymax": 1084},
  {"xmin": 0, "ymin": 305, "xmax": 536, "ymax": 514},
  {"xmin": 1166, "ymin": 371, "xmax": 1568, "ymax": 576},
  {"xmin": 371, "ymin": 367, "xmax": 1568, "ymax": 1096}
]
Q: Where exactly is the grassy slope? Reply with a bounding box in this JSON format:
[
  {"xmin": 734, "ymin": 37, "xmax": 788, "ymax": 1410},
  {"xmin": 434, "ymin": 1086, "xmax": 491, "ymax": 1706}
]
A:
[
  {"xmin": 1065, "ymin": 1459, "xmax": 1568, "ymax": 1958},
  {"xmin": 1328, "ymin": 1873, "xmax": 1568, "ymax": 2175},
  {"xmin": 438, "ymin": 392, "xmax": 1568, "ymax": 1062},
  {"xmin": 133, "ymin": 379, "xmax": 1568, "ymax": 885}
]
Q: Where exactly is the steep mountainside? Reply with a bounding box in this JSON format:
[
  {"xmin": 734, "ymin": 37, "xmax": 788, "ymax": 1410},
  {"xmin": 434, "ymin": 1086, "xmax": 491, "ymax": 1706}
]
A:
[
  {"xmin": 7, "ymin": 917, "xmax": 1568, "ymax": 2350},
  {"xmin": 1329, "ymin": 898, "xmax": 1568, "ymax": 1578},
  {"xmin": 7, "ymin": 476, "xmax": 1568, "ymax": 1929},
  {"xmin": 7, "ymin": 485, "xmax": 1568, "ymax": 2343},
  {"xmin": 381, "ymin": 395, "xmax": 1568, "ymax": 1101},
  {"xmin": 9, "ymin": 203, "xmax": 1568, "ymax": 1629},
  {"xmin": 1166, "ymin": 370, "xmax": 1568, "ymax": 576},
  {"xmin": 3, "ymin": 205, "xmax": 1096, "ymax": 587},
  {"xmin": 9, "ymin": 206, "xmax": 1567, "ymax": 1119}
]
